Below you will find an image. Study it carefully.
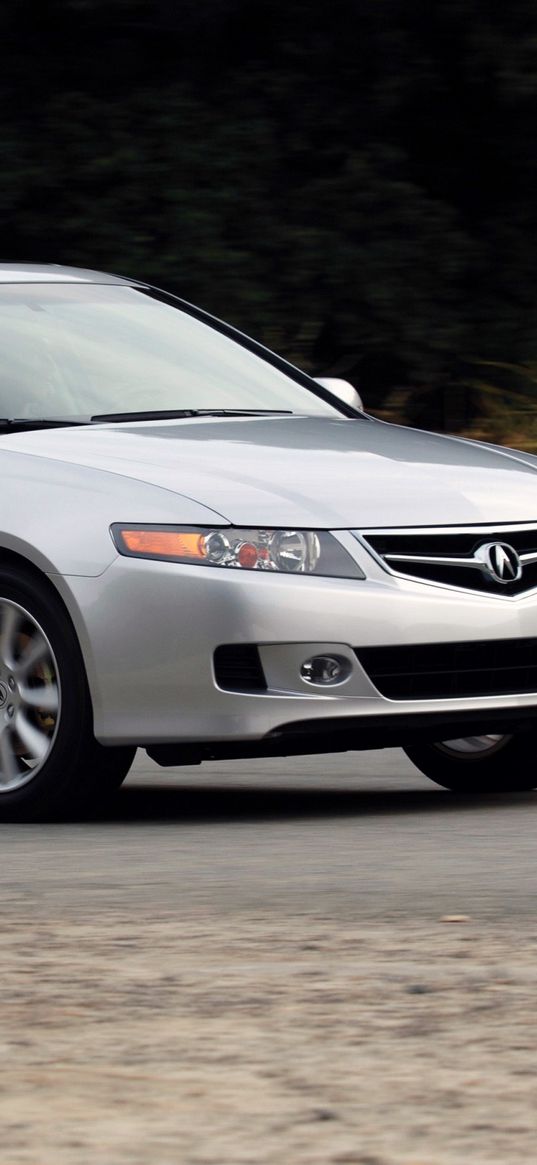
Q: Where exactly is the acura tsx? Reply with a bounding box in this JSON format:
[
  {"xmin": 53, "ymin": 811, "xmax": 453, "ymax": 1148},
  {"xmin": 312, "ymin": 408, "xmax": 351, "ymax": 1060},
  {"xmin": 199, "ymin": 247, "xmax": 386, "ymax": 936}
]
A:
[{"xmin": 1, "ymin": 263, "xmax": 537, "ymax": 818}]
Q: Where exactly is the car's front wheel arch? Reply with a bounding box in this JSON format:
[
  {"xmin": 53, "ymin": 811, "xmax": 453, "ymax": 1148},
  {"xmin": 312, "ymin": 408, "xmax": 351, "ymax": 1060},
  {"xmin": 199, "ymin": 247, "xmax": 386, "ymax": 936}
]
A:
[
  {"xmin": 404, "ymin": 729, "xmax": 537, "ymax": 793},
  {"xmin": 0, "ymin": 559, "xmax": 135, "ymax": 819}
]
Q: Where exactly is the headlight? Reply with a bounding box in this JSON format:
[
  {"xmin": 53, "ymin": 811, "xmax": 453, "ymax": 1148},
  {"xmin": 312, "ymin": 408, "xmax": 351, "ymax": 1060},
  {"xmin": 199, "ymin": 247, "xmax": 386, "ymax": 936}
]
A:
[{"xmin": 110, "ymin": 524, "xmax": 363, "ymax": 578}]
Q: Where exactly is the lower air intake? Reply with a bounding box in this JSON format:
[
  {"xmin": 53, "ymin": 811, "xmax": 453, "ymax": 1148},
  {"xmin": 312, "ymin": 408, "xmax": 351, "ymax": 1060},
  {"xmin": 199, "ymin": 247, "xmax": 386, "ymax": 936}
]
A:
[
  {"xmin": 214, "ymin": 644, "xmax": 267, "ymax": 692},
  {"xmin": 355, "ymin": 638, "xmax": 537, "ymax": 700}
]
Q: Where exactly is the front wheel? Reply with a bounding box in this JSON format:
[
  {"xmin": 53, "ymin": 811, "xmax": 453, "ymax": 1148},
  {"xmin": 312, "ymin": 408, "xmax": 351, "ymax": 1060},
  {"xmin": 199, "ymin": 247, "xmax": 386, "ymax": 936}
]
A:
[
  {"xmin": 403, "ymin": 731, "xmax": 537, "ymax": 793},
  {"xmin": 0, "ymin": 566, "xmax": 135, "ymax": 820}
]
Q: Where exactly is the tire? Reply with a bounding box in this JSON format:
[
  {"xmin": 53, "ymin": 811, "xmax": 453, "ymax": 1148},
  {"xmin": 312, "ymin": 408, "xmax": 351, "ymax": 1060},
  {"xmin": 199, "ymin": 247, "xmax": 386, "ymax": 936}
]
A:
[
  {"xmin": 0, "ymin": 565, "xmax": 135, "ymax": 820},
  {"xmin": 93, "ymin": 746, "xmax": 136, "ymax": 794},
  {"xmin": 404, "ymin": 731, "xmax": 537, "ymax": 793}
]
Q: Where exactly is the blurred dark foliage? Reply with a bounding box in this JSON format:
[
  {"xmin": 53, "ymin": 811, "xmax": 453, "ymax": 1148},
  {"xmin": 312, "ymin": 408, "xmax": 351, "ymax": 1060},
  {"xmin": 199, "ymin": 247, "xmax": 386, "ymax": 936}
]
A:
[{"xmin": 1, "ymin": 0, "xmax": 537, "ymax": 439}]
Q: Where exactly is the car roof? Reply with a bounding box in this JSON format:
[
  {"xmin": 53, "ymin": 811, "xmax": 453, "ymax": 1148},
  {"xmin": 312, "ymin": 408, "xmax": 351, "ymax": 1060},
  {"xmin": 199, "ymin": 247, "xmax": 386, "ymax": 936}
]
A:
[{"xmin": 0, "ymin": 263, "xmax": 139, "ymax": 284}]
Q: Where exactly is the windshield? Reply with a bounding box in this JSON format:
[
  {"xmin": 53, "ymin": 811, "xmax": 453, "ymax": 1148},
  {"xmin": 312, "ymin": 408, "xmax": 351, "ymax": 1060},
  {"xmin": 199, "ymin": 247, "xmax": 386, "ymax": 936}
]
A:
[{"xmin": 0, "ymin": 284, "xmax": 339, "ymax": 421}]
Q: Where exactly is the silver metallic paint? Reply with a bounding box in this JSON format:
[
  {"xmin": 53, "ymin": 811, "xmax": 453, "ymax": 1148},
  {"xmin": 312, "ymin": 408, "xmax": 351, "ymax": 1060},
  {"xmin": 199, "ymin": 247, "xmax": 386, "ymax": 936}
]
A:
[
  {"xmin": 1, "ymin": 265, "xmax": 537, "ymax": 749},
  {"xmin": 62, "ymin": 555, "xmax": 537, "ymax": 745},
  {"xmin": 5, "ymin": 415, "xmax": 537, "ymax": 530},
  {"xmin": 0, "ymin": 263, "xmax": 141, "ymax": 284}
]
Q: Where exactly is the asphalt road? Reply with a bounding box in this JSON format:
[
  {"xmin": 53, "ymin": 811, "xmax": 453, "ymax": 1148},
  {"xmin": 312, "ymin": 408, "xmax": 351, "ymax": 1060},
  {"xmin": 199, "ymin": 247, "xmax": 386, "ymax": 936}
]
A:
[{"xmin": 2, "ymin": 746, "xmax": 537, "ymax": 921}]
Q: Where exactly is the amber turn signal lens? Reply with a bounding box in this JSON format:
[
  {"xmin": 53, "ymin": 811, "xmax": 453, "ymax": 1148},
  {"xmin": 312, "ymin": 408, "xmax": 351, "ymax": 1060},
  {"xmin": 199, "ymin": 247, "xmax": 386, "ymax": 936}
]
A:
[{"xmin": 120, "ymin": 529, "xmax": 207, "ymax": 559}]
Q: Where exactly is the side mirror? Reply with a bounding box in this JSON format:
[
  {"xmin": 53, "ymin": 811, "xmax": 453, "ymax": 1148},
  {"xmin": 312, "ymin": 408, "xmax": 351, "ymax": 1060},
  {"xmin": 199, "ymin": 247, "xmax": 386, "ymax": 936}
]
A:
[{"xmin": 314, "ymin": 377, "xmax": 364, "ymax": 412}]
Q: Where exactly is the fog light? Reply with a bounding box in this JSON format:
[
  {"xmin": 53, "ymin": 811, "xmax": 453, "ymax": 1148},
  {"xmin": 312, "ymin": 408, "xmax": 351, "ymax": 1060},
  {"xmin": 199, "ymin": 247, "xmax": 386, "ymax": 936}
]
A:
[{"xmin": 300, "ymin": 655, "xmax": 351, "ymax": 686}]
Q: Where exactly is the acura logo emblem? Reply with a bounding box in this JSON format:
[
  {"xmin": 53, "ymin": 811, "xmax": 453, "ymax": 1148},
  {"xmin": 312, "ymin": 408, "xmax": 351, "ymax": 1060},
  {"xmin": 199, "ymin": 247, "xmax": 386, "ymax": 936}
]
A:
[{"xmin": 475, "ymin": 542, "xmax": 522, "ymax": 584}]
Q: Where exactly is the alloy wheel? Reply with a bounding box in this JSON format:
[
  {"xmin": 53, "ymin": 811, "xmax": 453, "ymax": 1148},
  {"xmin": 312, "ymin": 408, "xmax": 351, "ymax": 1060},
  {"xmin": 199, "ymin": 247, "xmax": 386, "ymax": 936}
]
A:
[
  {"xmin": 0, "ymin": 599, "xmax": 61, "ymax": 792},
  {"xmin": 437, "ymin": 734, "xmax": 509, "ymax": 757}
]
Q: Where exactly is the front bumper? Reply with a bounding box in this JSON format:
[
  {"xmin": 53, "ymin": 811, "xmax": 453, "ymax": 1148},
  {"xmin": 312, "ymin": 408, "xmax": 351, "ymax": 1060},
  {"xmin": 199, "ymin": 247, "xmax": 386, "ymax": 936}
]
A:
[{"xmin": 55, "ymin": 540, "xmax": 537, "ymax": 747}]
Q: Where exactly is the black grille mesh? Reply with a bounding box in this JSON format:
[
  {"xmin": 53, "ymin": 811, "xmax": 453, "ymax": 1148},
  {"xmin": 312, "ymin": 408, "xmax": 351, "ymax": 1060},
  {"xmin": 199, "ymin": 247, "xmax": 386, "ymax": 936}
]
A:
[{"xmin": 355, "ymin": 638, "xmax": 537, "ymax": 700}]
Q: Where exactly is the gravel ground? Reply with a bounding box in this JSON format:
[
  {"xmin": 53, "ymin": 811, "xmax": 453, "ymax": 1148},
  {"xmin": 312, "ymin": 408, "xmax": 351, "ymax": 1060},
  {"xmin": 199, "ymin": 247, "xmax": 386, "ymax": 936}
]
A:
[
  {"xmin": 2, "ymin": 750, "xmax": 537, "ymax": 1163},
  {"xmin": 2, "ymin": 911, "xmax": 537, "ymax": 1164}
]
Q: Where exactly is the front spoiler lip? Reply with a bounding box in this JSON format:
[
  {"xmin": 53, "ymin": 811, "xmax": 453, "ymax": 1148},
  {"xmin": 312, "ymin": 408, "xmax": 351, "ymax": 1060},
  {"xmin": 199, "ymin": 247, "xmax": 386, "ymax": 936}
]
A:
[
  {"xmin": 146, "ymin": 705, "xmax": 537, "ymax": 766},
  {"xmin": 268, "ymin": 705, "xmax": 537, "ymax": 741}
]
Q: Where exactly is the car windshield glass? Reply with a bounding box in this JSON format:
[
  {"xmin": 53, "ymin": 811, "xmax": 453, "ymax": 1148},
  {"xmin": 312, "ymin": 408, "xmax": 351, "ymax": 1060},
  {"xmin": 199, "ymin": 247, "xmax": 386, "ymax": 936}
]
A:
[{"xmin": 0, "ymin": 284, "xmax": 340, "ymax": 421}]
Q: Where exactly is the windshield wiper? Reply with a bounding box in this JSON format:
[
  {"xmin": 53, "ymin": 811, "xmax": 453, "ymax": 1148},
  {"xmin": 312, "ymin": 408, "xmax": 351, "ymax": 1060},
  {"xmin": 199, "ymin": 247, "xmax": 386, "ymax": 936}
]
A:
[
  {"xmin": 0, "ymin": 410, "xmax": 295, "ymax": 432},
  {"xmin": 91, "ymin": 408, "xmax": 294, "ymax": 422},
  {"xmin": 91, "ymin": 409, "xmax": 195, "ymax": 422},
  {"xmin": 0, "ymin": 417, "xmax": 90, "ymax": 432},
  {"xmin": 190, "ymin": 409, "xmax": 293, "ymax": 416}
]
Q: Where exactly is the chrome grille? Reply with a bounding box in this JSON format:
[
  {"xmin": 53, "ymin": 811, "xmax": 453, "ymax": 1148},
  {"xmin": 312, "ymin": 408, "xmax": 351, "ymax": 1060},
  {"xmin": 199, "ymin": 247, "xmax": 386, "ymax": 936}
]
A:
[{"xmin": 358, "ymin": 524, "xmax": 537, "ymax": 597}]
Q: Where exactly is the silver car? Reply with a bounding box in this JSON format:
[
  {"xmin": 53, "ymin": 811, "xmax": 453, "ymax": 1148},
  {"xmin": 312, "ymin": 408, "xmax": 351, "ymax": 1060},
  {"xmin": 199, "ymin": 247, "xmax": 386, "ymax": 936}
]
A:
[{"xmin": 1, "ymin": 262, "xmax": 537, "ymax": 819}]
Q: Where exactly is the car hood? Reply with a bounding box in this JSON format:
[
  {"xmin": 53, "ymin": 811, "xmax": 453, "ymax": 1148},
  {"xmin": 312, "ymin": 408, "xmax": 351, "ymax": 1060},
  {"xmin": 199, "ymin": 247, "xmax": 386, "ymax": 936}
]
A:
[{"xmin": 5, "ymin": 415, "xmax": 537, "ymax": 528}]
